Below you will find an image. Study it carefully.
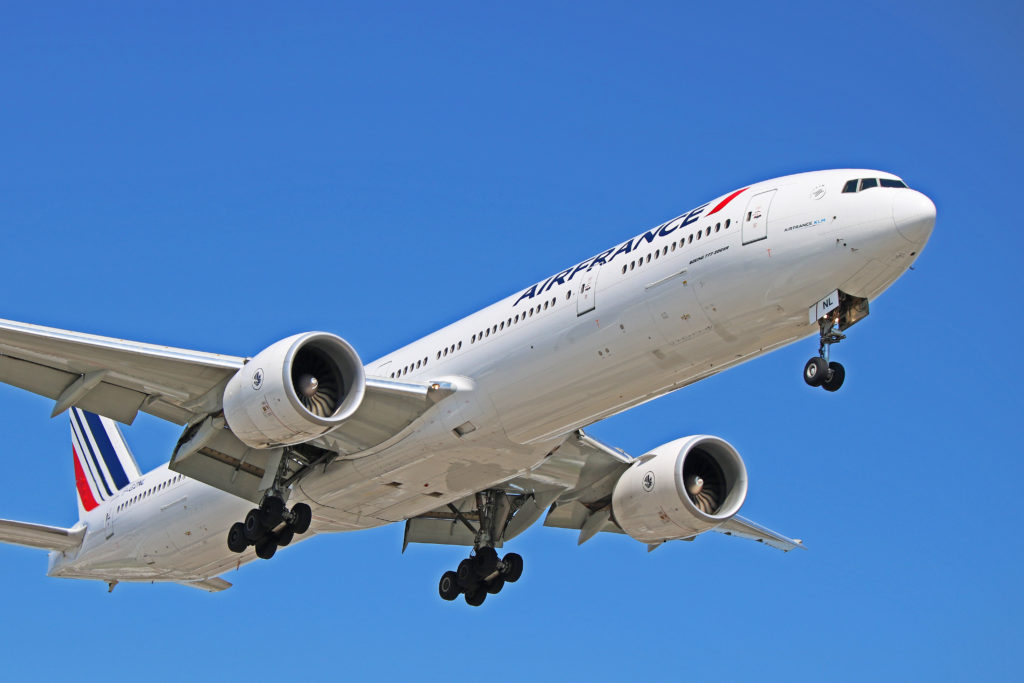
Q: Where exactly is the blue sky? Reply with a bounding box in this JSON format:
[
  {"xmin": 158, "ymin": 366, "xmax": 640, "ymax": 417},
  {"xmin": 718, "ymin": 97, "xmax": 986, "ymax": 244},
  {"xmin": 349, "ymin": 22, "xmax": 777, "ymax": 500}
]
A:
[{"xmin": 0, "ymin": 2, "xmax": 1021, "ymax": 680}]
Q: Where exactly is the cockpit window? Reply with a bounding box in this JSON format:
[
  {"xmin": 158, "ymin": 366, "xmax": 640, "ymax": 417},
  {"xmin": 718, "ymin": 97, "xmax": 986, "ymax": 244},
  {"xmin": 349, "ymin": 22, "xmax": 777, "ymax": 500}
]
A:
[
  {"xmin": 859, "ymin": 178, "xmax": 878, "ymax": 191},
  {"xmin": 880, "ymin": 178, "xmax": 908, "ymax": 188},
  {"xmin": 842, "ymin": 179, "xmax": 859, "ymax": 193}
]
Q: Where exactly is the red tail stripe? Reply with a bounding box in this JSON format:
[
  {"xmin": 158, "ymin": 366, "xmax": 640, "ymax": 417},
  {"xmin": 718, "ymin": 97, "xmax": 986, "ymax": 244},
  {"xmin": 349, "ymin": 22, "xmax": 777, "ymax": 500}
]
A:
[
  {"xmin": 707, "ymin": 187, "xmax": 748, "ymax": 215},
  {"xmin": 73, "ymin": 445, "xmax": 99, "ymax": 511}
]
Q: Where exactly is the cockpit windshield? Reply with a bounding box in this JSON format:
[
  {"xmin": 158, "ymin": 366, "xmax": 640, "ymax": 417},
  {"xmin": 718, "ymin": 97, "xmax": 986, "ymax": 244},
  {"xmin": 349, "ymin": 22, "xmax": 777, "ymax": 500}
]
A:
[{"xmin": 842, "ymin": 177, "xmax": 908, "ymax": 193}]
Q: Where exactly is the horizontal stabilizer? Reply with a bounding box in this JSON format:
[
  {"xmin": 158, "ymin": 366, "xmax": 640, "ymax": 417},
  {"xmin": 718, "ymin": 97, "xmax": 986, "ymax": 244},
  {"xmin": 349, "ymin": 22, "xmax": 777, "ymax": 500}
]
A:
[
  {"xmin": 0, "ymin": 518, "xmax": 84, "ymax": 552},
  {"xmin": 177, "ymin": 577, "xmax": 232, "ymax": 592}
]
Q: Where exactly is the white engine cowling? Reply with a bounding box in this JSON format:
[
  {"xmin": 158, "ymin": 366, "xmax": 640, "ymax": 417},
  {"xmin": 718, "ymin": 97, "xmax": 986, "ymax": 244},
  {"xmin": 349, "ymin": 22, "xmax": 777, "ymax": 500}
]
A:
[
  {"xmin": 223, "ymin": 332, "xmax": 366, "ymax": 448},
  {"xmin": 611, "ymin": 435, "xmax": 748, "ymax": 543}
]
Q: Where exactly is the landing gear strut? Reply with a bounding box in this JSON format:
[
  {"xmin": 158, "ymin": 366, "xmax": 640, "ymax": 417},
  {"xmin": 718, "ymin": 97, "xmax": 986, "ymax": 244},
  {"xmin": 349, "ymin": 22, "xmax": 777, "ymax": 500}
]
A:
[
  {"xmin": 804, "ymin": 315, "xmax": 846, "ymax": 392},
  {"xmin": 435, "ymin": 490, "xmax": 524, "ymax": 606},
  {"xmin": 226, "ymin": 494, "xmax": 313, "ymax": 557}
]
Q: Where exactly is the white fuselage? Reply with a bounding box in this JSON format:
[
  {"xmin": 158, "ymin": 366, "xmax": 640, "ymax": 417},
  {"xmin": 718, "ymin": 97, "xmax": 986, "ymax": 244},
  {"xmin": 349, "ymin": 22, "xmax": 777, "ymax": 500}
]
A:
[{"xmin": 50, "ymin": 169, "xmax": 934, "ymax": 584}]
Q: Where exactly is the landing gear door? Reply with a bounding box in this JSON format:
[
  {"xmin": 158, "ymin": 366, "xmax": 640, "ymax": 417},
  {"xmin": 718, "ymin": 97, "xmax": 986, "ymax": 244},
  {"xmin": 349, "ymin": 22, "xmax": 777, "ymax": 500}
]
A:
[
  {"xmin": 576, "ymin": 269, "xmax": 599, "ymax": 316},
  {"xmin": 742, "ymin": 189, "xmax": 776, "ymax": 245}
]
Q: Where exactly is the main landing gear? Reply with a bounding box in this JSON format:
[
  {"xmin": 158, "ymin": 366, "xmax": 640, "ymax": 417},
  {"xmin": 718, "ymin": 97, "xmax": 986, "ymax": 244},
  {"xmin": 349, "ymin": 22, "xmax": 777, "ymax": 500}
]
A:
[
  {"xmin": 803, "ymin": 314, "xmax": 846, "ymax": 392},
  {"xmin": 226, "ymin": 495, "xmax": 313, "ymax": 560},
  {"xmin": 436, "ymin": 489, "xmax": 524, "ymax": 607},
  {"xmin": 438, "ymin": 548, "xmax": 523, "ymax": 606}
]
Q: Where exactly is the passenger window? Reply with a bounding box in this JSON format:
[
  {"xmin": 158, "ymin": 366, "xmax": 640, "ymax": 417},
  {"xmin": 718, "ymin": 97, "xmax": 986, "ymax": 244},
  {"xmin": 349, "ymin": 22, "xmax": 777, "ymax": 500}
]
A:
[
  {"xmin": 842, "ymin": 179, "xmax": 859, "ymax": 193},
  {"xmin": 859, "ymin": 178, "xmax": 878, "ymax": 191},
  {"xmin": 725, "ymin": 219, "xmax": 731, "ymax": 228}
]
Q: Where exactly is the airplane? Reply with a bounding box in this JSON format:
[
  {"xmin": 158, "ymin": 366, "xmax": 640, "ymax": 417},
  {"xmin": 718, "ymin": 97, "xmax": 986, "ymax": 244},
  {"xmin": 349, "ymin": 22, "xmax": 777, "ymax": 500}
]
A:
[{"xmin": 0, "ymin": 169, "xmax": 935, "ymax": 606}]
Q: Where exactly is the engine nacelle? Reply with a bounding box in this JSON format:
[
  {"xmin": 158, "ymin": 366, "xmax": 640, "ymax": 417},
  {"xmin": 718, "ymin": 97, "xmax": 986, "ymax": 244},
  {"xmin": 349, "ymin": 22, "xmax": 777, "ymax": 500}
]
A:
[
  {"xmin": 223, "ymin": 332, "xmax": 366, "ymax": 448},
  {"xmin": 611, "ymin": 435, "xmax": 748, "ymax": 543}
]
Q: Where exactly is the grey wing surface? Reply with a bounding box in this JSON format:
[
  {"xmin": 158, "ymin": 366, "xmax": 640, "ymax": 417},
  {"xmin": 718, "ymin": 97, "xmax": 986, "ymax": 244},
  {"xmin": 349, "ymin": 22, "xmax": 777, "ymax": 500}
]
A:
[{"xmin": 0, "ymin": 317, "xmax": 244, "ymax": 426}]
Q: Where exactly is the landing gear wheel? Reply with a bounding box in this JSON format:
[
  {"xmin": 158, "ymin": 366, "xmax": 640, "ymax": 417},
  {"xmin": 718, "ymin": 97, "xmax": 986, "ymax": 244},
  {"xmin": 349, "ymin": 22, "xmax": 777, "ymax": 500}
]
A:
[
  {"xmin": 438, "ymin": 571, "xmax": 460, "ymax": 601},
  {"xmin": 501, "ymin": 553, "xmax": 523, "ymax": 583},
  {"xmin": 822, "ymin": 362, "xmax": 845, "ymax": 392},
  {"xmin": 486, "ymin": 577, "xmax": 505, "ymax": 595},
  {"xmin": 275, "ymin": 528, "xmax": 294, "ymax": 547},
  {"xmin": 227, "ymin": 522, "xmax": 248, "ymax": 553},
  {"xmin": 474, "ymin": 546, "xmax": 499, "ymax": 577},
  {"xmin": 456, "ymin": 558, "xmax": 477, "ymax": 590},
  {"xmin": 244, "ymin": 508, "xmax": 267, "ymax": 541},
  {"xmin": 255, "ymin": 538, "xmax": 277, "ymax": 560},
  {"xmin": 803, "ymin": 357, "xmax": 829, "ymax": 387},
  {"xmin": 289, "ymin": 503, "xmax": 312, "ymax": 535},
  {"xmin": 464, "ymin": 586, "xmax": 487, "ymax": 607}
]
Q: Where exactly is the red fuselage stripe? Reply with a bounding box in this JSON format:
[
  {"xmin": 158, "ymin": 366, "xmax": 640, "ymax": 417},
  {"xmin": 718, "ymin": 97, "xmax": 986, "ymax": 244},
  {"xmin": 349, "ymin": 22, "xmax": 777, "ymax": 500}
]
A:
[
  {"xmin": 73, "ymin": 446, "xmax": 99, "ymax": 511},
  {"xmin": 707, "ymin": 187, "xmax": 748, "ymax": 215}
]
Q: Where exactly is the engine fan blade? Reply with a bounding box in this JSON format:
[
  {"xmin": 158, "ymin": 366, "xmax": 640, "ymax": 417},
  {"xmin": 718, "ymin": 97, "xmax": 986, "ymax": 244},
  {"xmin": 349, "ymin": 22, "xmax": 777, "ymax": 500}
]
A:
[{"xmin": 293, "ymin": 350, "xmax": 342, "ymax": 417}]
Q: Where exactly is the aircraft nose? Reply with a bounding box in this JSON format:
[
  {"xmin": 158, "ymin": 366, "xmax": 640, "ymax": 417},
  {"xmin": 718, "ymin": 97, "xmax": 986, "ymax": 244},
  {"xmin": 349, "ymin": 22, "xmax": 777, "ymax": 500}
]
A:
[{"xmin": 891, "ymin": 189, "xmax": 936, "ymax": 245}]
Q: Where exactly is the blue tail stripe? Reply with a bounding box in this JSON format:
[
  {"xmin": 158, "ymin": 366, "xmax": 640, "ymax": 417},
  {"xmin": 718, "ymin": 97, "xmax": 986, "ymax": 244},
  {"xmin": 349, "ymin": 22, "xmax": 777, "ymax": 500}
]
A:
[
  {"xmin": 82, "ymin": 411, "xmax": 130, "ymax": 490},
  {"xmin": 71, "ymin": 409, "xmax": 114, "ymax": 498}
]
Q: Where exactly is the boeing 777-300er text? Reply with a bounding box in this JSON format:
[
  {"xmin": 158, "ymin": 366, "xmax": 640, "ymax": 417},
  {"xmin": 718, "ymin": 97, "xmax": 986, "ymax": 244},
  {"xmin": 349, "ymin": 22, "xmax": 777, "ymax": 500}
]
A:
[{"xmin": 0, "ymin": 169, "xmax": 934, "ymax": 605}]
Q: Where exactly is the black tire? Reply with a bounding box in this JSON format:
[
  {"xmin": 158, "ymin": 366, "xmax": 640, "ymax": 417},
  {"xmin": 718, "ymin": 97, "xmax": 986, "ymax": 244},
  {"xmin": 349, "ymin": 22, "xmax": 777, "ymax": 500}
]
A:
[
  {"xmin": 244, "ymin": 508, "xmax": 266, "ymax": 542},
  {"xmin": 438, "ymin": 571, "xmax": 460, "ymax": 601},
  {"xmin": 261, "ymin": 496, "xmax": 286, "ymax": 526},
  {"xmin": 485, "ymin": 577, "xmax": 505, "ymax": 595},
  {"xmin": 822, "ymin": 361, "xmax": 846, "ymax": 392},
  {"xmin": 464, "ymin": 586, "xmax": 486, "ymax": 607},
  {"xmin": 255, "ymin": 538, "xmax": 277, "ymax": 560},
  {"xmin": 289, "ymin": 503, "xmax": 312, "ymax": 535},
  {"xmin": 275, "ymin": 528, "xmax": 294, "ymax": 547},
  {"xmin": 501, "ymin": 553, "xmax": 523, "ymax": 583},
  {"xmin": 227, "ymin": 522, "xmax": 249, "ymax": 553},
  {"xmin": 456, "ymin": 558, "xmax": 478, "ymax": 590},
  {"xmin": 474, "ymin": 546, "xmax": 499, "ymax": 577},
  {"xmin": 803, "ymin": 357, "xmax": 829, "ymax": 387}
]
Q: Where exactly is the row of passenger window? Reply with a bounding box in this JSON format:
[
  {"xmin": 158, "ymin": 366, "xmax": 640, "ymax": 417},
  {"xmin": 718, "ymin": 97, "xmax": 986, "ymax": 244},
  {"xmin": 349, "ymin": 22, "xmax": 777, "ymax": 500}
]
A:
[
  {"xmin": 843, "ymin": 177, "xmax": 909, "ymax": 193},
  {"xmin": 117, "ymin": 474, "xmax": 185, "ymax": 512},
  {"xmin": 471, "ymin": 296, "xmax": 558, "ymax": 344},
  {"xmin": 389, "ymin": 296, "xmax": 561, "ymax": 379},
  {"xmin": 620, "ymin": 218, "xmax": 732, "ymax": 274}
]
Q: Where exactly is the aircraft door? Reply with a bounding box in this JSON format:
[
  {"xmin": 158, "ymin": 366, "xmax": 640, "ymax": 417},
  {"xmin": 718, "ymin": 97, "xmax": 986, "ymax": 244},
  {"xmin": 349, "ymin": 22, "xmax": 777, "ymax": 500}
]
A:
[
  {"xmin": 742, "ymin": 189, "xmax": 776, "ymax": 244},
  {"xmin": 576, "ymin": 268, "xmax": 599, "ymax": 316}
]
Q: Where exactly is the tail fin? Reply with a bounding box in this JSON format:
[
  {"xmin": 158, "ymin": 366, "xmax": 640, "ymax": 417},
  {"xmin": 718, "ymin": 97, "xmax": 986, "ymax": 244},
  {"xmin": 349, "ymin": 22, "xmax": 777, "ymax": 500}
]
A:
[{"xmin": 70, "ymin": 408, "xmax": 142, "ymax": 517}]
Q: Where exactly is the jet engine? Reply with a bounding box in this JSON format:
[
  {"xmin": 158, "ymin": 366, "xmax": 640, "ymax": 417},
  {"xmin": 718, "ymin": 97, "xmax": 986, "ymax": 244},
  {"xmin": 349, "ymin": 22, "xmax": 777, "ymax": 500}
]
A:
[
  {"xmin": 223, "ymin": 332, "xmax": 366, "ymax": 448},
  {"xmin": 611, "ymin": 435, "xmax": 748, "ymax": 543}
]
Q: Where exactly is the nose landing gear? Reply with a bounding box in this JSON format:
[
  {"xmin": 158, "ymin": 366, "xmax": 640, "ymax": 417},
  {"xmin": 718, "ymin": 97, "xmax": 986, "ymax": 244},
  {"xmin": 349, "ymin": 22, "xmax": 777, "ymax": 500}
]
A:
[
  {"xmin": 803, "ymin": 290, "xmax": 869, "ymax": 393},
  {"xmin": 804, "ymin": 315, "xmax": 847, "ymax": 392}
]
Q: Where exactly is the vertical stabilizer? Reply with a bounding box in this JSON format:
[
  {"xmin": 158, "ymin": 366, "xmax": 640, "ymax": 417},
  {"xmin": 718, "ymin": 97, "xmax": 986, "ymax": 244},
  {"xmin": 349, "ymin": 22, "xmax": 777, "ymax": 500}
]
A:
[{"xmin": 70, "ymin": 408, "xmax": 142, "ymax": 518}]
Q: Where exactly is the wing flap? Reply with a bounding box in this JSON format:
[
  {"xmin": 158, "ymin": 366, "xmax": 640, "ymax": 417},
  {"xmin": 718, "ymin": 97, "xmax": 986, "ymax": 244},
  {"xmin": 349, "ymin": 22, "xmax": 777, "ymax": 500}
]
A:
[
  {"xmin": 177, "ymin": 577, "xmax": 232, "ymax": 592},
  {"xmin": 714, "ymin": 515, "xmax": 805, "ymax": 552},
  {"xmin": 0, "ymin": 519, "xmax": 85, "ymax": 552}
]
